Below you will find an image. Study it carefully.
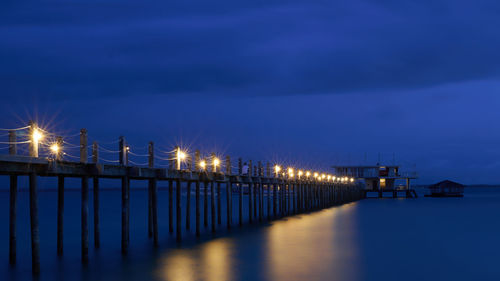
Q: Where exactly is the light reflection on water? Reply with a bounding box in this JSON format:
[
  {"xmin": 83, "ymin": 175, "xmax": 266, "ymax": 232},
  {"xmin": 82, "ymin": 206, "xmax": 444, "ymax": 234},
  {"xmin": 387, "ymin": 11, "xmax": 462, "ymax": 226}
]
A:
[
  {"xmin": 155, "ymin": 203, "xmax": 361, "ymax": 281},
  {"xmin": 157, "ymin": 239, "xmax": 234, "ymax": 281},
  {"xmin": 265, "ymin": 203, "xmax": 360, "ymax": 281}
]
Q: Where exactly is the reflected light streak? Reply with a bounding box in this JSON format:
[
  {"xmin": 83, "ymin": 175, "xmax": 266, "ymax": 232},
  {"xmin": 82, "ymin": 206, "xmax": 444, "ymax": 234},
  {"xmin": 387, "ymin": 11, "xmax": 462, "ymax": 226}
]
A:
[
  {"xmin": 266, "ymin": 206, "xmax": 361, "ymax": 281},
  {"xmin": 157, "ymin": 239, "xmax": 234, "ymax": 281}
]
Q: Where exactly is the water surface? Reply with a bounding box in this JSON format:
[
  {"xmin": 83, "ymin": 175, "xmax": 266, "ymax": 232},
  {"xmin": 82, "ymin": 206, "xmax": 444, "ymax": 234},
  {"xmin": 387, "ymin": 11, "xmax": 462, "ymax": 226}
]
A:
[{"xmin": 1, "ymin": 187, "xmax": 499, "ymax": 281}]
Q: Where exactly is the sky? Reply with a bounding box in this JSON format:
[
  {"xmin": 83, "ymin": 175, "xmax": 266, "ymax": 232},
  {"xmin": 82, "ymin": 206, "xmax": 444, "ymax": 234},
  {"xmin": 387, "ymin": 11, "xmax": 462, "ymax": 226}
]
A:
[{"xmin": 1, "ymin": 0, "xmax": 500, "ymax": 184}]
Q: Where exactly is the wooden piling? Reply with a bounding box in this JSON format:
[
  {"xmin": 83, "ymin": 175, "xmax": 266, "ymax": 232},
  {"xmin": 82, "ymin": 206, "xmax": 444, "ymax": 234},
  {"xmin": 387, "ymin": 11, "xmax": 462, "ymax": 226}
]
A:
[
  {"xmin": 258, "ymin": 179, "xmax": 263, "ymax": 222},
  {"xmin": 248, "ymin": 160, "xmax": 252, "ymax": 223},
  {"xmin": 287, "ymin": 181, "xmax": 291, "ymax": 215},
  {"xmin": 9, "ymin": 174, "xmax": 17, "ymax": 264},
  {"xmin": 151, "ymin": 179, "xmax": 159, "ymax": 247},
  {"xmin": 204, "ymin": 181, "xmax": 208, "ymax": 228},
  {"xmin": 121, "ymin": 176, "xmax": 129, "ymax": 255},
  {"xmin": 169, "ymin": 179, "xmax": 173, "ymax": 233},
  {"xmin": 211, "ymin": 181, "xmax": 216, "ymax": 233},
  {"xmin": 258, "ymin": 162, "xmax": 262, "ymax": 222},
  {"xmin": 226, "ymin": 182, "xmax": 231, "ymax": 229},
  {"xmin": 195, "ymin": 180, "xmax": 200, "ymax": 237},
  {"xmin": 226, "ymin": 156, "xmax": 231, "ymax": 229},
  {"xmin": 267, "ymin": 183, "xmax": 271, "ymax": 221},
  {"xmin": 29, "ymin": 172, "xmax": 40, "ymax": 274},
  {"xmin": 148, "ymin": 142, "xmax": 155, "ymax": 241},
  {"xmin": 253, "ymin": 165, "xmax": 257, "ymax": 219},
  {"xmin": 186, "ymin": 181, "xmax": 191, "ymax": 231},
  {"xmin": 80, "ymin": 129, "xmax": 89, "ymax": 264},
  {"xmin": 217, "ymin": 182, "xmax": 221, "ymax": 225},
  {"xmin": 92, "ymin": 141, "xmax": 100, "ymax": 248},
  {"xmin": 57, "ymin": 176, "xmax": 64, "ymax": 256},
  {"xmin": 81, "ymin": 176, "xmax": 89, "ymax": 264},
  {"xmin": 9, "ymin": 130, "xmax": 17, "ymax": 265},
  {"xmin": 273, "ymin": 182, "xmax": 277, "ymax": 217},
  {"xmin": 239, "ymin": 180, "xmax": 243, "ymax": 227},
  {"xmin": 176, "ymin": 178, "xmax": 182, "ymax": 242}
]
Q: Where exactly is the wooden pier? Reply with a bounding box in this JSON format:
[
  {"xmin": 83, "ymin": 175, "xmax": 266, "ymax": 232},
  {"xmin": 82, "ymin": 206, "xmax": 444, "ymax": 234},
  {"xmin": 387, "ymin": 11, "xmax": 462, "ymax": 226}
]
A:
[{"xmin": 1, "ymin": 123, "xmax": 363, "ymax": 274}]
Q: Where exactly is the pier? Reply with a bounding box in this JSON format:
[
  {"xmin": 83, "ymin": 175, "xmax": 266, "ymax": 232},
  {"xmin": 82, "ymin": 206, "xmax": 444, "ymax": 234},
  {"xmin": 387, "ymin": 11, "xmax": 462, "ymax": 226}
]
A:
[{"xmin": 1, "ymin": 122, "xmax": 363, "ymax": 274}]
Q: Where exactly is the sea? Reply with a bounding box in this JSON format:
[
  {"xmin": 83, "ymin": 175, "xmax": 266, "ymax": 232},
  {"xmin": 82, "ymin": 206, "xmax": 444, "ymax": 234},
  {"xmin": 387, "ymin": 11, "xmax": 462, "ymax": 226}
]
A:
[{"xmin": 1, "ymin": 184, "xmax": 500, "ymax": 281}]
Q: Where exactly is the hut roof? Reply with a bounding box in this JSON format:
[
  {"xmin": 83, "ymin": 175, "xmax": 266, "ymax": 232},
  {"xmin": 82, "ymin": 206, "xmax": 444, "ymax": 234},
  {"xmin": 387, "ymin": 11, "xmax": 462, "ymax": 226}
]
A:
[{"xmin": 428, "ymin": 180, "xmax": 465, "ymax": 189}]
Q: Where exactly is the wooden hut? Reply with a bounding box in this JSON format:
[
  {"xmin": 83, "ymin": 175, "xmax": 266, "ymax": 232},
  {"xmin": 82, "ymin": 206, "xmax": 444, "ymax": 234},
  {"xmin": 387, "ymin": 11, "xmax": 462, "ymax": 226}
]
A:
[{"xmin": 425, "ymin": 180, "xmax": 464, "ymax": 197}]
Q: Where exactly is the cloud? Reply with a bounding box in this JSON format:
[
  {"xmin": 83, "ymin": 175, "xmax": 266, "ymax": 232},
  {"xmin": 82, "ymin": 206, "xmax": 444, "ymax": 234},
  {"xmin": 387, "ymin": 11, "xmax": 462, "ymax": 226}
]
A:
[{"xmin": 1, "ymin": 0, "xmax": 500, "ymax": 101}]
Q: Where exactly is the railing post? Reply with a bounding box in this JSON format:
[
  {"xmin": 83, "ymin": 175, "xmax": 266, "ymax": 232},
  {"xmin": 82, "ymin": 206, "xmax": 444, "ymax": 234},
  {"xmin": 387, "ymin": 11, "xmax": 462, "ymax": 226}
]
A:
[{"xmin": 28, "ymin": 121, "xmax": 38, "ymax": 157}]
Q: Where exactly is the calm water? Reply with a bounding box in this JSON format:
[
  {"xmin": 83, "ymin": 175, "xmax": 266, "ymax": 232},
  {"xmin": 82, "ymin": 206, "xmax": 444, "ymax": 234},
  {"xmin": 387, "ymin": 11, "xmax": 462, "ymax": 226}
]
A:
[{"xmin": 1, "ymin": 186, "xmax": 500, "ymax": 281}]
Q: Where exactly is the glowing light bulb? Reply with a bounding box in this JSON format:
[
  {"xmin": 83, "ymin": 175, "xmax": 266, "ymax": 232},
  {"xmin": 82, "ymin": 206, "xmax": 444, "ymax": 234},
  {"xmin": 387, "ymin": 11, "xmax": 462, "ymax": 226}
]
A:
[
  {"xmin": 298, "ymin": 170, "xmax": 304, "ymax": 177},
  {"xmin": 50, "ymin": 144, "xmax": 59, "ymax": 153},
  {"xmin": 306, "ymin": 171, "xmax": 311, "ymax": 178},
  {"xmin": 275, "ymin": 165, "xmax": 281, "ymax": 173},
  {"xmin": 314, "ymin": 172, "xmax": 319, "ymax": 178},
  {"xmin": 177, "ymin": 150, "xmax": 186, "ymax": 160},
  {"xmin": 32, "ymin": 129, "xmax": 43, "ymax": 143},
  {"xmin": 200, "ymin": 160, "xmax": 206, "ymax": 170}
]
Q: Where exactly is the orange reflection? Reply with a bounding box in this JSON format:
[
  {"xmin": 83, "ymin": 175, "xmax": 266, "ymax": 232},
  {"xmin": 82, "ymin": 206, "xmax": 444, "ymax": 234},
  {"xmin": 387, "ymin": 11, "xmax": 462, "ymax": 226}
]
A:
[
  {"xmin": 157, "ymin": 239, "xmax": 233, "ymax": 281},
  {"xmin": 265, "ymin": 206, "xmax": 360, "ymax": 280}
]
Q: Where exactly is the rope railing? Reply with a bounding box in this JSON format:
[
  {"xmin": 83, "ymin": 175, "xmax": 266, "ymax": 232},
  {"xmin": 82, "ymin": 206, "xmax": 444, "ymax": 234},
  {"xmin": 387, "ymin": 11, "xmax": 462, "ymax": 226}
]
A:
[{"xmin": 0, "ymin": 122, "xmax": 355, "ymax": 182}]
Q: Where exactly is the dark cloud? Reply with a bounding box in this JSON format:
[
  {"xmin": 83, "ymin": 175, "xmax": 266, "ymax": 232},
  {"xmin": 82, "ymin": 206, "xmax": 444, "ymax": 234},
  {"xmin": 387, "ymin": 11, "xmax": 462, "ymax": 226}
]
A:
[{"xmin": 1, "ymin": 0, "xmax": 500, "ymax": 100}]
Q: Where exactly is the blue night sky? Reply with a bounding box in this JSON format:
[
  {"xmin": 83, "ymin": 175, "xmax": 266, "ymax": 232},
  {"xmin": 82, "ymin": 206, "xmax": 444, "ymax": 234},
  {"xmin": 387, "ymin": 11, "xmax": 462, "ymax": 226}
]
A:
[{"xmin": 1, "ymin": 0, "xmax": 500, "ymax": 184}]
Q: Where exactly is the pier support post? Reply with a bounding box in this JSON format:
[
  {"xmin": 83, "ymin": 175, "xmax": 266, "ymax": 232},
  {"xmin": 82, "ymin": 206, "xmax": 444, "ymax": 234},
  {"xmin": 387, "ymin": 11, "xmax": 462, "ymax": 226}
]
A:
[
  {"xmin": 148, "ymin": 142, "xmax": 154, "ymax": 237},
  {"xmin": 92, "ymin": 142, "xmax": 100, "ymax": 248},
  {"xmin": 217, "ymin": 182, "xmax": 221, "ymax": 225},
  {"xmin": 81, "ymin": 176, "xmax": 89, "ymax": 264},
  {"xmin": 169, "ymin": 180, "xmax": 173, "ymax": 233},
  {"xmin": 258, "ymin": 179, "xmax": 263, "ymax": 222},
  {"xmin": 9, "ymin": 130, "xmax": 17, "ymax": 265},
  {"xmin": 248, "ymin": 160, "xmax": 253, "ymax": 223},
  {"xmin": 121, "ymin": 176, "xmax": 129, "ymax": 255},
  {"xmin": 9, "ymin": 174, "xmax": 17, "ymax": 264},
  {"xmin": 195, "ymin": 180, "xmax": 200, "ymax": 237},
  {"xmin": 176, "ymin": 179, "xmax": 182, "ymax": 242},
  {"xmin": 267, "ymin": 183, "xmax": 271, "ymax": 221},
  {"xmin": 211, "ymin": 181, "xmax": 216, "ymax": 233},
  {"xmin": 80, "ymin": 129, "xmax": 89, "ymax": 264},
  {"xmin": 253, "ymin": 166, "xmax": 257, "ymax": 219},
  {"xmin": 273, "ymin": 182, "xmax": 277, "ymax": 217},
  {"xmin": 57, "ymin": 176, "xmax": 64, "ymax": 256},
  {"xmin": 186, "ymin": 181, "xmax": 191, "ymax": 231},
  {"xmin": 225, "ymin": 156, "xmax": 232, "ymax": 229},
  {"xmin": 239, "ymin": 180, "xmax": 243, "ymax": 227},
  {"xmin": 226, "ymin": 182, "xmax": 231, "ymax": 229},
  {"xmin": 204, "ymin": 181, "xmax": 208, "ymax": 228},
  {"xmin": 151, "ymin": 179, "xmax": 159, "ymax": 246},
  {"xmin": 29, "ymin": 172, "xmax": 40, "ymax": 274}
]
